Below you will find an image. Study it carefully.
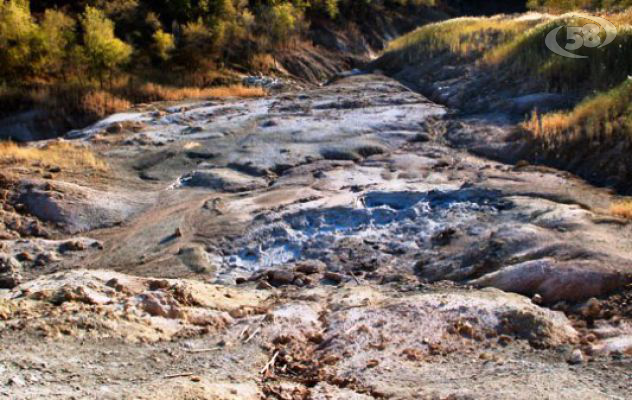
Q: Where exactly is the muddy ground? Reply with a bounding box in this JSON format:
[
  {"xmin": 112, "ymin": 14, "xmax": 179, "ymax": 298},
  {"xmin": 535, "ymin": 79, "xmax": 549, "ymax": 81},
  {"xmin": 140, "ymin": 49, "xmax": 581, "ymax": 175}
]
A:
[{"xmin": 0, "ymin": 74, "xmax": 631, "ymax": 399}]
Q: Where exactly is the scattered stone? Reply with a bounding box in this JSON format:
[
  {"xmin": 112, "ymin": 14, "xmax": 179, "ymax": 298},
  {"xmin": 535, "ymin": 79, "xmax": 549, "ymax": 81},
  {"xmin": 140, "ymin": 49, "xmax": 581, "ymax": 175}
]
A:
[
  {"xmin": 106, "ymin": 122, "xmax": 124, "ymax": 134},
  {"xmin": 0, "ymin": 253, "xmax": 22, "ymax": 289},
  {"xmin": 16, "ymin": 251, "xmax": 34, "ymax": 262},
  {"xmin": 532, "ymin": 294, "xmax": 543, "ymax": 305},
  {"xmin": 267, "ymin": 270, "xmax": 295, "ymax": 287},
  {"xmin": 294, "ymin": 260, "xmax": 325, "ymax": 275},
  {"xmin": 60, "ymin": 240, "xmax": 86, "ymax": 252},
  {"xmin": 0, "ymin": 273, "xmax": 21, "ymax": 289},
  {"xmin": 180, "ymin": 169, "xmax": 267, "ymax": 193},
  {"xmin": 514, "ymin": 160, "xmax": 530, "ymax": 169},
  {"xmin": 580, "ymin": 297, "xmax": 602, "ymax": 319},
  {"xmin": 431, "ymin": 228, "xmax": 457, "ymax": 246},
  {"xmin": 323, "ymin": 272, "xmax": 345, "ymax": 284},
  {"xmin": 410, "ymin": 132, "xmax": 431, "ymax": 143},
  {"xmin": 498, "ymin": 335, "xmax": 513, "ymax": 346}
]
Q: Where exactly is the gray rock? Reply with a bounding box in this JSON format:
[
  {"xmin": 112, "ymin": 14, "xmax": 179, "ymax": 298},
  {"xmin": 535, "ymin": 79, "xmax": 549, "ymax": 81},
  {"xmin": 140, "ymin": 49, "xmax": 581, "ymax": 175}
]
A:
[{"xmin": 181, "ymin": 169, "xmax": 267, "ymax": 193}]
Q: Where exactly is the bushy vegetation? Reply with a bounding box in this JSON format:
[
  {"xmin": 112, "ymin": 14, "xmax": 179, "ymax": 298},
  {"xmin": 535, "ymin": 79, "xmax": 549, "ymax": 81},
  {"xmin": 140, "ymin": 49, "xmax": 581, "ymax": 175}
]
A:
[
  {"xmin": 527, "ymin": 0, "xmax": 632, "ymax": 11},
  {"xmin": 0, "ymin": 0, "xmax": 440, "ymax": 127}
]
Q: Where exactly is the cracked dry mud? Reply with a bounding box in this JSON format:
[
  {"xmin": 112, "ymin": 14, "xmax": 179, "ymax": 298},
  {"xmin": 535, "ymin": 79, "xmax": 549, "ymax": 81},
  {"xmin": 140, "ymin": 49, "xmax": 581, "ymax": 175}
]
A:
[{"xmin": 1, "ymin": 74, "xmax": 631, "ymax": 399}]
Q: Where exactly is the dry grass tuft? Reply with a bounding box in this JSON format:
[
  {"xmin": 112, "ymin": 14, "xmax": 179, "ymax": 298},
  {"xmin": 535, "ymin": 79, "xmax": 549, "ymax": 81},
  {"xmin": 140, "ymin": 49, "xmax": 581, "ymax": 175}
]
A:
[
  {"xmin": 609, "ymin": 199, "xmax": 632, "ymax": 220},
  {"xmin": 249, "ymin": 53, "xmax": 277, "ymax": 74},
  {"xmin": 523, "ymin": 79, "xmax": 632, "ymax": 147},
  {"xmin": 124, "ymin": 83, "xmax": 265, "ymax": 103},
  {"xmin": 0, "ymin": 140, "xmax": 107, "ymax": 172},
  {"xmin": 81, "ymin": 91, "xmax": 132, "ymax": 119}
]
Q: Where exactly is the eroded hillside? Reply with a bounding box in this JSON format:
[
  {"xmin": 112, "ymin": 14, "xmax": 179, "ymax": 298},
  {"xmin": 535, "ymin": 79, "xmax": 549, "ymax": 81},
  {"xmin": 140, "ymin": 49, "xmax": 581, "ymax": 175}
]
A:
[{"xmin": 0, "ymin": 72, "xmax": 631, "ymax": 399}]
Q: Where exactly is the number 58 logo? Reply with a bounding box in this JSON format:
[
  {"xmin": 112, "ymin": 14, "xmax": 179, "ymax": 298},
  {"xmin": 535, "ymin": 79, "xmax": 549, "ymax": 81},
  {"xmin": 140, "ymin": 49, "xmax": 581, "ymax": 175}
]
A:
[{"xmin": 545, "ymin": 15, "xmax": 617, "ymax": 58}]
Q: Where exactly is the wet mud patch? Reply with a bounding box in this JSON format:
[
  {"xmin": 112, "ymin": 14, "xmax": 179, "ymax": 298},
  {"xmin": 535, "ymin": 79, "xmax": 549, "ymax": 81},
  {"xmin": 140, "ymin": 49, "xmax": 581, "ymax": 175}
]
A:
[{"xmin": 220, "ymin": 188, "xmax": 512, "ymax": 280}]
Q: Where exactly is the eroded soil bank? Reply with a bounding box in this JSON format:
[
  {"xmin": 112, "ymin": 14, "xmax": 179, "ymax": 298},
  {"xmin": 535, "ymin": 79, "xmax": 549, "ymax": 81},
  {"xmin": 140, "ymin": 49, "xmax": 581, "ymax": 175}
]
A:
[{"xmin": 0, "ymin": 74, "xmax": 631, "ymax": 399}]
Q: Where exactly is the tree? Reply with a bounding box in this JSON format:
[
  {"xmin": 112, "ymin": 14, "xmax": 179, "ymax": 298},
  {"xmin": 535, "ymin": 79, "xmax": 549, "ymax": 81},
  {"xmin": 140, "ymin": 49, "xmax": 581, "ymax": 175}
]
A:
[
  {"xmin": 80, "ymin": 6, "xmax": 132, "ymax": 87},
  {"xmin": 264, "ymin": 3, "xmax": 301, "ymax": 48},
  {"xmin": 152, "ymin": 28, "xmax": 175, "ymax": 61},
  {"xmin": 33, "ymin": 9, "xmax": 76, "ymax": 78},
  {"xmin": 0, "ymin": 0, "xmax": 38, "ymax": 81}
]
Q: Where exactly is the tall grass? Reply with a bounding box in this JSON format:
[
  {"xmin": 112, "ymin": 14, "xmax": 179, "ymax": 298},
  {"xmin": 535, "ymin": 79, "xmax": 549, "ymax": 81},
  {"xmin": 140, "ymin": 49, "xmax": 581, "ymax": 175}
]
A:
[
  {"xmin": 524, "ymin": 78, "xmax": 632, "ymax": 147},
  {"xmin": 0, "ymin": 140, "xmax": 107, "ymax": 172},
  {"xmin": 115, "ymin": 83, "xmax": 265, "ymax": 103},
  {"xmin": 484, "ymin": 14, "xmax": 632, "ymax": 92},
  {"xmin": 0, "ymin": 79, "xmax": 266, "ymax": 131},
  {"xmin": 381, "ymin": 16, "xmax": 545, "ymax": 67}
]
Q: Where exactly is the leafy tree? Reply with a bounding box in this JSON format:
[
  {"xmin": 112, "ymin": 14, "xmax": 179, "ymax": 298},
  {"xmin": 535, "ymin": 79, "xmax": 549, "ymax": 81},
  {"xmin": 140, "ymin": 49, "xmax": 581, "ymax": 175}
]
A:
[
  {"xmin": 0, "ymin": 0, "xmax": 38, "ymax": 81},
  {"xmin": 152, "ymin": 28, "xmax": 175, "ymax": 61},
  {"xmin": 263, "ymin": 2, "xmax": 301, "ymax": 48},
  {"xmin": 80, "ymin": 6, "xmax": 132, "ymax": 87},
  {"xmin": 33, "ymin": 10, "xmax": 76, "ymax": 78}
]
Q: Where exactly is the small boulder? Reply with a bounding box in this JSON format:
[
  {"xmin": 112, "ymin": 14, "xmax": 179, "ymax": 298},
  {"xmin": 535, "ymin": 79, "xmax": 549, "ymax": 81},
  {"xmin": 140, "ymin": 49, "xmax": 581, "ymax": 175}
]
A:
[
  {"xmin": 567, "ymin": 349, "xmax": 585, "ymax": 365},
  {"xmin": 106, "ymin": 122, "xmax": 124, "ymax": 134},
  {"xmin": 267, "ymin": 270, "xmax": 295, "ymax": 287},
  {"xmin": 294, "ymin": 260, "xmax": 325, "ymax": 275},
  {"xmin": 0, "ymin": 253, "xmax": 22, "ymax": 289}
]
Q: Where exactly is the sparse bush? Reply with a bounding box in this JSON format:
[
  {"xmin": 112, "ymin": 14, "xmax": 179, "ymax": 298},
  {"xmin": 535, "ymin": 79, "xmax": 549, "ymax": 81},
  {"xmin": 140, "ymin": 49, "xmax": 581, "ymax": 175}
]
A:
[{"xmin": 81, "ymin": 90, "xmax": 132, "ymax": 118}]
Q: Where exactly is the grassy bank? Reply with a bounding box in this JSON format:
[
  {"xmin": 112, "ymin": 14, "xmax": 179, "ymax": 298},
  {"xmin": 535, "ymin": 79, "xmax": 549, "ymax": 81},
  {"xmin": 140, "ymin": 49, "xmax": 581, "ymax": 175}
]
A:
[
  {"xmin": 377, "ymin": 9, "xmax": 632, "ymax": 191},
  {"xmin": 384, "ymin": 16, "xmax": 543, "ymax": 64},
  {"xmin": 0, "ymin": 79, "xmax": 265, "ymax": 125}
]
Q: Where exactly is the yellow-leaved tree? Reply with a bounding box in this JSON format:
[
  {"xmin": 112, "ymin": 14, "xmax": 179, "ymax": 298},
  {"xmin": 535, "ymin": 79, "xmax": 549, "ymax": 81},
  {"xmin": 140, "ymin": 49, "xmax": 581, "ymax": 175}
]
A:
[
  {"xmin": 152, "ymin": 28, "xmax": 175, "ymax": 61},
  {"xmin": 80, "ymin": 6, "xmax": 132, "ymax": 87},
  {"xmin": 33, "ymin": 9, "xmax": 76, "ymax": 79},
  {"xmin": 0, "ymin": 0, "xmax": 38, "ymax": 81}
]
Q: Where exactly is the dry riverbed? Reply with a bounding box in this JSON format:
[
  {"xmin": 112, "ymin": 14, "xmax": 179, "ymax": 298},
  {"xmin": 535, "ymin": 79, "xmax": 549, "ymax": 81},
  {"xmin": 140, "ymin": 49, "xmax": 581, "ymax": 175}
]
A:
[{"xmin": 0, "ymin": 74, "xmax": 630, "ymax": 399}]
